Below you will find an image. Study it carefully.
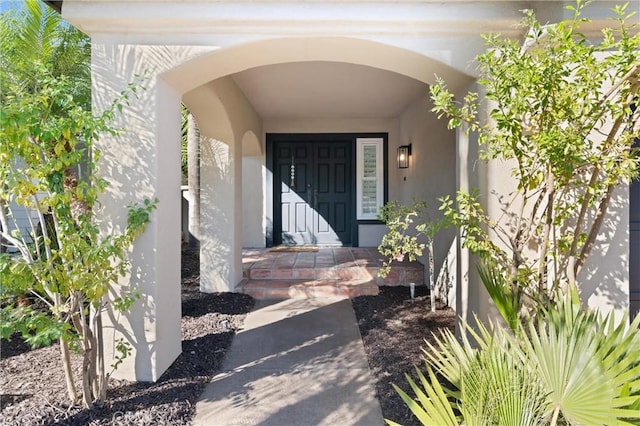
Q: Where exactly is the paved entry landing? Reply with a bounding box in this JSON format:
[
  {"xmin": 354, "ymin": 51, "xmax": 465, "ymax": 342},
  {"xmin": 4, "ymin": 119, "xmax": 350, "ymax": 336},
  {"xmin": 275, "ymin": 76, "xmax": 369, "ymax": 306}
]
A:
[
  {"xmin": 239, "ymin": 247, "xmax": 423, "ymax": 299},
  {"xmin": 194, "ymin": 297, "xmax": 384, "ymax": 426}
]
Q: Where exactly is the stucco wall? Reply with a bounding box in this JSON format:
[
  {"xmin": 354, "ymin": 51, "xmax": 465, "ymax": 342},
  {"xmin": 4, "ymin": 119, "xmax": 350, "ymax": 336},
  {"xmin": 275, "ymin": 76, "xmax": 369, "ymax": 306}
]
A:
[
  {"xmin": 581, "ymin": 185, "xmax": 629, "ymax": 322},
  {"xmin": 91, "ymin": 44, "xmax": 191, "ymax": 381},
  {"xmin": 243, "ymin": 156, "xmax": 266, "ymax": 248},
  {"xmin": 397, "ymin": 91, "xmax": 457, "ymax": 289},
  {"xmin": 184, "ymin": 77, "xmax": 262, "ymax": 291}
]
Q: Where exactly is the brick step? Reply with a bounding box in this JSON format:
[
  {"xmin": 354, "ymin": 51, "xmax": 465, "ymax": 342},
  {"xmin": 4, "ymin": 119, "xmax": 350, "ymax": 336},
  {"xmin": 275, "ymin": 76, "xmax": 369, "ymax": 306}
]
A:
[
  {"xmin": 237, "ymin": 279, "xmax": 380, "ymax": 299},
  {"xmin": 243, "ymin": 265, "xmax": 424, "ymax": 286}
]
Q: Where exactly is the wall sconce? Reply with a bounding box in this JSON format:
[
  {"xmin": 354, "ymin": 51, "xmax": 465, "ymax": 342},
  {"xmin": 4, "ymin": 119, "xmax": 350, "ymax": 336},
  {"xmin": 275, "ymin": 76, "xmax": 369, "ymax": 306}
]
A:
[{"xmin": 397, "ymin": 144, "xmax": 411, "ymax": 169}]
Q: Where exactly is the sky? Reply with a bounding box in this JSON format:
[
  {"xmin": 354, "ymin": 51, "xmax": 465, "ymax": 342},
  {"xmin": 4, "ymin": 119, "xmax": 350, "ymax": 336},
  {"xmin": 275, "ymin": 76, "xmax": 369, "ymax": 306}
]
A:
[{"xmin": 0, "ymin": 0, "xmax": 24, "ymax": 14}]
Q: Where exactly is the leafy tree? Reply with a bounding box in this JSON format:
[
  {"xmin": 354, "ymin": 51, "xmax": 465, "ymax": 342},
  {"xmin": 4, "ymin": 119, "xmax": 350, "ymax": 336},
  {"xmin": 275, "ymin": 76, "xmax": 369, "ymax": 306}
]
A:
[
  {"xmin": 0, "ymin": 1, "xmax": 155, "ymax": 407},
  {"xmin": 0, "ymin": 0, "xmax": 90, "ymax": 108},
  {"xmin": 388, "ymin": 3, "xmax": 640, "ymax": 424},
  {"xmin": 377, "ymin": 201, "xmax": 442, "ymax": 311},
  {"xmin": 431, "ymin": 1, "xmax": 640, "ymax": 313}
]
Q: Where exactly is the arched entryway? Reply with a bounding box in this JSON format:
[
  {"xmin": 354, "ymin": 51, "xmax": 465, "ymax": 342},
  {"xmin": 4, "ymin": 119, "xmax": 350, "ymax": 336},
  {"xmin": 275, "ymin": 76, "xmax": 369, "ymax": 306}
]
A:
[{"xmin": 90, "ymin": 35, "xmax": 469, "ymax": 381}]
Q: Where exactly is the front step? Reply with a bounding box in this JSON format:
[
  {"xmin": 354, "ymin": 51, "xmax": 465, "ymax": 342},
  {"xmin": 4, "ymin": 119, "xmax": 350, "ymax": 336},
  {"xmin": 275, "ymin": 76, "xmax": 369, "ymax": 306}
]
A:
[
  {"xmin": 240, "ymin": 247, "xmax": 424, "ymax": 300},
  {"xmin": 243, "ymin": 264, "xmax": 424, "ymax": 286},
  {"xmin": 237, "ymin": 278, "xmax": 380, "ymax": 299}
]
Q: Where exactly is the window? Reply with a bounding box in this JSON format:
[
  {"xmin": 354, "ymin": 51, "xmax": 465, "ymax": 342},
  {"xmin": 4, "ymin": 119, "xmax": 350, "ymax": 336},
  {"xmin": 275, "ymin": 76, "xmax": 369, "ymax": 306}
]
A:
[{"xmin": 357, "ymin": 137, "xmax": 383, "ymax": 220}]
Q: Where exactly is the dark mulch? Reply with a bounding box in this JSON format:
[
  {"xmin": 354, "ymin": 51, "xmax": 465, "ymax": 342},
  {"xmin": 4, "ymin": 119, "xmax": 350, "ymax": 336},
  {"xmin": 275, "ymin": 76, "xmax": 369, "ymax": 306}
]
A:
[
  {"xmin": 353, "ymin": 286, "xmax": 455, "ymax": 426},
  {"xmin": 1, "ymin": 250, "xmax": 455, "ymax": 426},
  {"xmin": 0, "ymin": 249, "xmax": 254, "ymax": 425}
]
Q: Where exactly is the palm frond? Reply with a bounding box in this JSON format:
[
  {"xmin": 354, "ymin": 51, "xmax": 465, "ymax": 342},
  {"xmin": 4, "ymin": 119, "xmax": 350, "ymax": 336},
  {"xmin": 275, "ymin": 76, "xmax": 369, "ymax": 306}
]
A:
[
  {"xmin": 399, "ymin": 289, "xmax": 640, "ymax": 425},
  {"xmin": 390, "ymin": 366, "xmax": 458, "ymax": 426},
  {"xmin": 477, "ymin": 262, "xmax": 520, "ymax": 331},
  {"xmin": 0, "ymin": 0, "xmax": 90, "ymax": 105},
  {"xmin": 523, "ymin": 289, "xmax": 640, "ymax": 424}
]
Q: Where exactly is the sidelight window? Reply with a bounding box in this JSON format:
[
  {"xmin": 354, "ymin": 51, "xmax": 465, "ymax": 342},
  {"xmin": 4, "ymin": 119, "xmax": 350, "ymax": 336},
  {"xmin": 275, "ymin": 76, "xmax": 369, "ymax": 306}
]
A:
[{"xmin": 356, "ymin": 137, "xmax": 383, "ymax": 220}]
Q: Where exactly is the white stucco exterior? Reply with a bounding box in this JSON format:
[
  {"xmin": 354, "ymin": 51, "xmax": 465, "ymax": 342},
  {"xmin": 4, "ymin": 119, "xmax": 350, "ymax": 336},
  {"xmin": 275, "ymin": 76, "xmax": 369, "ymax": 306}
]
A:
[{"xmin": 60, "ymin": 0, "xmax": 636, "ymax": 381}]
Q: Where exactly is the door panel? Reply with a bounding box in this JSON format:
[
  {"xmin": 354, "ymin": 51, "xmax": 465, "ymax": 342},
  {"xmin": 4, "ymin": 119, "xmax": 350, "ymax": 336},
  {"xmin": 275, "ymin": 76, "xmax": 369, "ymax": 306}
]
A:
[
  {"xmin": 274, "ymin": 139, "xmax": 352, "ymax": 246},
  {"xmin": 313, "ymin": 142, "xmax": 351, "ymax": 245},
  {"xmin": 279, "ymin": 144, "xmax": 314, "ymax": 245}
]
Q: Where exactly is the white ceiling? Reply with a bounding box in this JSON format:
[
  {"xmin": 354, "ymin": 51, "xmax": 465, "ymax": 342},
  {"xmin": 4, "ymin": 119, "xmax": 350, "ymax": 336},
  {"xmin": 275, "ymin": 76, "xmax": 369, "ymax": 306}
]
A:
[{"xmin": 231, "ymin": 61, "xmax": 428, "ymax": 120}]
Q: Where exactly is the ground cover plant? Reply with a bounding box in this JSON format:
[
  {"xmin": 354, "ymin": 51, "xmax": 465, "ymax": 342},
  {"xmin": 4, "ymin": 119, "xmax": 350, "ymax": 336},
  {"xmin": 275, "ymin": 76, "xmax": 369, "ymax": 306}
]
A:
[{"xmin": 391, "ymin": 289, "xmax": 640, "ymax": 425}]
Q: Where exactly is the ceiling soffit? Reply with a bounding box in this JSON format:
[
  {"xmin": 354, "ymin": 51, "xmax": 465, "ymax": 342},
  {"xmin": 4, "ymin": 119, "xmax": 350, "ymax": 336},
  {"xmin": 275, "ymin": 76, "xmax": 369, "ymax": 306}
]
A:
[{"xmin": 231, "ymin": 61, "xmax": 428, "ymax": 120}]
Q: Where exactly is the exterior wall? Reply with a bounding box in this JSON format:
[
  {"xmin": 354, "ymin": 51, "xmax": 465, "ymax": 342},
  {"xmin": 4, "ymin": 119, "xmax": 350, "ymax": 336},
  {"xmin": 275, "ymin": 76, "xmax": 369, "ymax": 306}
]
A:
[
  {"xmin": 581, "ymin": 185, "xmax": 629, "ymax": 322},
  {"xmin": 184, "ymin": 77, "xmax": 262, "ymax": 292},
  {"xmin": 242, "ymin": 129, "xmax": 265, "ymax": 248},
  {"xmin": 91, "ymin": 44, "xmax": 217, "ymax": 382},
  {"xmin": 454, "ymin": 82, "xmax": 493, "ymax": 325},
  {"xmin": 242, "ymin": 156, "xmax": 266, "ymax": 248},
  {"xmin": 358, "ymin": 224, "xmax": 387, "ymax": 247},
  {"xmin": 397, "ymin": 91, "xmax": 457, "ymax": 298},
  {"xmin": 4, "ymin": 201, "xmax": 40, "ymax": 252},
  {"xmin": 464, "ymin": 83, "xmax": 631, "ymax": 325}
]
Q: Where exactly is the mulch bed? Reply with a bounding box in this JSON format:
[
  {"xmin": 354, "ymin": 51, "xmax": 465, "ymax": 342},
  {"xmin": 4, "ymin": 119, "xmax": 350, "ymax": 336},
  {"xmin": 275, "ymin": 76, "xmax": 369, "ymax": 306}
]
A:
[
  {"xmin": 1, "ymin": 249, "xmax": 455, "ymax": 425},
  {"xmin": 353, "ymin": 286, "xmax": 455, "ymax": 426}
]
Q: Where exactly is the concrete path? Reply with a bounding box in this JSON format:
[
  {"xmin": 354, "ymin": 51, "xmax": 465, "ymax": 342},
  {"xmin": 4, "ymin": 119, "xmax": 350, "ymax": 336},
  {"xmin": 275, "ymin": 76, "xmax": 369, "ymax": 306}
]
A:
[{"xmin": 194, "ymin": 297, "xmax": 384, "ymax": 426}]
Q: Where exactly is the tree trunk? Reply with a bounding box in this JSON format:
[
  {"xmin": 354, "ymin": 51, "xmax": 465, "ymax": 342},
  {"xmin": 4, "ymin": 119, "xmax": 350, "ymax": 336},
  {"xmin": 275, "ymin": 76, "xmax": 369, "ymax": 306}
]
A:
[
  {"xmin": 428, "ymin": 238, "xmax": 436, "ymax": 312},
  {"xmin": 60, "ymin": 336, "xmax": 78, "ymax": 403},
  {"xmin": 95, "ymin": 307, "xmax": 107, "ymax": 402},
  {"xmin": 187, "ymin": 112, "xmax": 200, "ymax": 249},
  {"xmin": 0, "ymin": 201, "xmax": 6, "ymax": 254}
]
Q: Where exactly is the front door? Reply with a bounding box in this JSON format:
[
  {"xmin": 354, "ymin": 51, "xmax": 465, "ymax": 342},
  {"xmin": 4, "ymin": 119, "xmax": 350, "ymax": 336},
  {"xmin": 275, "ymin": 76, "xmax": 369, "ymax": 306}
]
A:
[{"xmin": 273, "ymin": 137, "xmax": 353, "ymax": 246}]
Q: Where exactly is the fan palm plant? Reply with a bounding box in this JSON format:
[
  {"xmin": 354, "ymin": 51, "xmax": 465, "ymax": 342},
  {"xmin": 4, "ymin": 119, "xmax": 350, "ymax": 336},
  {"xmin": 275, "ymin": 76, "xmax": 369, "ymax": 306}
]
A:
[{"xmin": 390, "ymin": 287, "xmax": 640, "ymax": 425}]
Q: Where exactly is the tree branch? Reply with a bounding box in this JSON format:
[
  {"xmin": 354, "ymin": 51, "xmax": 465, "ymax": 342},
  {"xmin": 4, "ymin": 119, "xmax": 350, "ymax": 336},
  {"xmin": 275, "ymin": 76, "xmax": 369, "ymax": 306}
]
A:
[{"xmin": 575, "ymin": 182, "xmax": 615, "ymax": 276}]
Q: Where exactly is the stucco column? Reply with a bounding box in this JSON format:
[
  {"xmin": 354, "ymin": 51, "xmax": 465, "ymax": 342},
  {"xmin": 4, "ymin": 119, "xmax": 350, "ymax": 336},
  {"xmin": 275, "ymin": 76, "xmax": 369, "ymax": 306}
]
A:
[
  {"xmin": 455, "ymin": 83, "xmax": 494, "ymax": 331},
  {"xmin": 242, "ymin": 156, "xmax": 266, "ymax": 248},
  {"xmin": 186, "ymin": 77, "xmax": 260, "ymax": 292},
  {"xmin": 92, "ymin": 43, "xmax": 214, "ymax": 381},
  {"xmin": 199, "ymin": 136, "xmax": 243, "ymax": 292}
]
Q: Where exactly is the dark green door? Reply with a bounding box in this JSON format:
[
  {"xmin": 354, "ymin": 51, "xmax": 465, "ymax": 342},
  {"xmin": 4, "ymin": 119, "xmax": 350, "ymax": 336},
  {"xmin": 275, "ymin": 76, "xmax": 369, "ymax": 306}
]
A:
[{"xmin": 274, "ymin": 139, "xmax": 353, "ymax": 246}]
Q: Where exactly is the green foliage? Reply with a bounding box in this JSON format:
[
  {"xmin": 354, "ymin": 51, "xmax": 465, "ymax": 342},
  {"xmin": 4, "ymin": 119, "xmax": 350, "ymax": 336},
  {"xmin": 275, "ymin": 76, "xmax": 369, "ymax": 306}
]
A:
[
  {"xmin": 0, "ymin": 304, "xmax": 69, "ymax": 348},
  {"xmin": 377, "ymin": 201, "xmax": 428, "ymax": 277},
  {"xmin": 0, "ymin": 68, "xmax": 153, "ymax": 329},
  {"xmin": 0, "ymin": 0, "xmax": 91, "ymax": 108},
  {"xmin": 0, "ymin": 3, "xmax": 154, "ymax": 406},
  {"xmin": 431, "ymin": 1, "xmax": 640, "ymax": 310},
  {"xmin": 389, "ymin": 3, "xmax": 640, "ymax": 424},
  {"xmin": 477, "ymin": 262, "xmax": 520, "ymax": 331},
  {"xmin": 393, "ymin": 289, "xmax": 640, "ymax": 425},
  {"xmin": 387, "ymin": 367, "xmax": 457, "ymax": 426},
  {"xmin": 110, "ymin": 338, "xmax": 133, "ymax": 372}
]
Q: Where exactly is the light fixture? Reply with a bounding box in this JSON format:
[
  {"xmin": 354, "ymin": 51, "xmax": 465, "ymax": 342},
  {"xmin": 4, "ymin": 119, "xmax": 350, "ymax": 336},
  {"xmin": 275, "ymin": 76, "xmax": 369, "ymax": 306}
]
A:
[{"xmin": 397, "ymin": 144, "xmax": 411, "ymax": 169}]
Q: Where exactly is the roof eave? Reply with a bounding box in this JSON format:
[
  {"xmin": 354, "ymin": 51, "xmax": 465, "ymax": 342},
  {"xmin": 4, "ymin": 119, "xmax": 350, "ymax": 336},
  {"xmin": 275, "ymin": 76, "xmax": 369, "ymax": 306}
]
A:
[{"xmin": 43, "ymin": 1, "xmax": 62, "ymax": 14}]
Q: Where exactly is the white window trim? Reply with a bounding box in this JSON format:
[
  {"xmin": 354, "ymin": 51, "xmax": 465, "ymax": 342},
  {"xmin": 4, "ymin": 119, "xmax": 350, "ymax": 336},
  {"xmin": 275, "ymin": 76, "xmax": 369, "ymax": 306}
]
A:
[{"xmin": 356, "ymin": 137, "xmax": 384, "ymax": 220}]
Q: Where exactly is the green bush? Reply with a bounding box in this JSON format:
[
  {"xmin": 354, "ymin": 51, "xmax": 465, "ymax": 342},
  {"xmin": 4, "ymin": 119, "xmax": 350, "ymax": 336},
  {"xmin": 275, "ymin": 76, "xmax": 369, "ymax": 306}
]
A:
[{"xmin": 389, "ymin": 288, "xmax": 640, "ymax": 425}]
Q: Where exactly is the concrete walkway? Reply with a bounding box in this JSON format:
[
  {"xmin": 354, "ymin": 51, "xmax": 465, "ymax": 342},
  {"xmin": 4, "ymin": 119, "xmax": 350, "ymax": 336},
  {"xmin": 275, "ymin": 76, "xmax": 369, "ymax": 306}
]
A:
[{"xmin": 194, "ymin": 297, "xmax": 384, "ymax": 426}]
